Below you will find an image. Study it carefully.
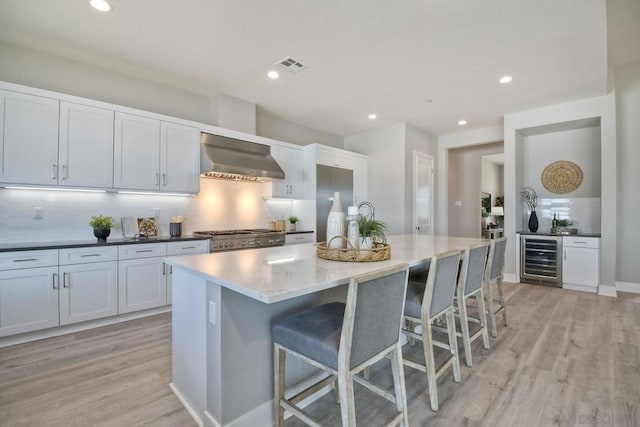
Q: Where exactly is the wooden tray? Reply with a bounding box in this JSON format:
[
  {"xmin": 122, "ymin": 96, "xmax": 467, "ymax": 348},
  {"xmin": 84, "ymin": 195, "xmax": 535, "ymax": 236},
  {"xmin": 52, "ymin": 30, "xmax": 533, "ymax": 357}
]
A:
[{"xmin": 317, "ymin": 236, "xmax": 391, "ymax": 262}]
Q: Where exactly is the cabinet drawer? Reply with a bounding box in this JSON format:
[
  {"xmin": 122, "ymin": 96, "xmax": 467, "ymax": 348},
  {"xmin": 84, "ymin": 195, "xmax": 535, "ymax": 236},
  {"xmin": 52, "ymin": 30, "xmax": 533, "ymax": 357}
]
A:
[
  {"xmin": 0, "ymin": 250, "xmax": 58, "ymax": 271},
  {"xmin": 167, "ymin": 240, "xmax": 209, "ymax": 256},
  {"xmin": 317, "ymin": 149, "xmax": 353, "ymax": 170},
  {"xmin": 563, "ymin": 237, "xmax": 599, "ymax": 249},
  {"xmin": 285, "ymin": 233, "xmax": 314, "ymax": 245},
  {"xmin": 59, "ymin": 246, "xmax": 118, "ymax": 265},
  {"xmin": 118, "ymin": 243, "xmax": 167, "ymax": 260}
]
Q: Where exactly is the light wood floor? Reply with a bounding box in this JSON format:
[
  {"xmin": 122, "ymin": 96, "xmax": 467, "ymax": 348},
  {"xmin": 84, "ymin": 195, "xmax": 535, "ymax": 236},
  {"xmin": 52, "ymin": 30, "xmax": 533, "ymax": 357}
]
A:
[{"xmin": 1, "ymin": 283, "xmax": 639, "ymax": 426}]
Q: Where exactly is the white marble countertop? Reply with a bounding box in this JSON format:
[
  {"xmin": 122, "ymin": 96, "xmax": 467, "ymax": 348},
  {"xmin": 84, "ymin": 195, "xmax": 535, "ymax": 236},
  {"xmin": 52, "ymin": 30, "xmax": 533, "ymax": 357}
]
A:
[{"xmin": 165, "ymin": 234, "xmax": 487, "ymax": 304}]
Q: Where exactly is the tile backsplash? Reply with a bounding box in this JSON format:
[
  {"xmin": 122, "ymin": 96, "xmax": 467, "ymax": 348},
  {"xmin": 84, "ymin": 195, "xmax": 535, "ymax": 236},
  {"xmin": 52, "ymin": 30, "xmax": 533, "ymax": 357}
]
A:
[{"xmin": 523, "ymin": 197, "xmax": 601, "ymax": 234}]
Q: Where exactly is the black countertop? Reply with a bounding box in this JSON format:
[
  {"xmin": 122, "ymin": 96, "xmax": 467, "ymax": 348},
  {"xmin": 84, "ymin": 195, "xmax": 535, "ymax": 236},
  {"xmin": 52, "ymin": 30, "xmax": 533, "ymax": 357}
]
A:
[
  {"xmin": 518, "ymin": 231, "xmax": 601, "ymax": 238},
  {"xmin": 0, "ymin": 235, "xmax": 210, "ymax": 253}
]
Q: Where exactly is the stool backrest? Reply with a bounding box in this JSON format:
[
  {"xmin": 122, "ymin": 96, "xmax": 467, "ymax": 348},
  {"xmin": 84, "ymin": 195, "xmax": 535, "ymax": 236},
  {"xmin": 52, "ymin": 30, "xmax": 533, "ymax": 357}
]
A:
[
  {"xmin": 459, "ymin": 243, "xmax": 490, "ymax": 296},
  {"xmin": 487, "ymin": 237, "xmax": 507, "ymax": 281},
  {"xmin": 423, "ymin": 250, "xmax": 461, "ymax": 319},
  {"xmin": 340, "ymin": 263, "xmax": 410, "ymax": 370}
]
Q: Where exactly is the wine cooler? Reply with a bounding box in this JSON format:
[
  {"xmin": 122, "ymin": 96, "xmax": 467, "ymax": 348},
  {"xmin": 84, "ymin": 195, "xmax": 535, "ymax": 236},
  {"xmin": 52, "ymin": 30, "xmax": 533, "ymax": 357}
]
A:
[{"xmin": 520, "ymin": 235, "xmax": 562, "ymax": 287}]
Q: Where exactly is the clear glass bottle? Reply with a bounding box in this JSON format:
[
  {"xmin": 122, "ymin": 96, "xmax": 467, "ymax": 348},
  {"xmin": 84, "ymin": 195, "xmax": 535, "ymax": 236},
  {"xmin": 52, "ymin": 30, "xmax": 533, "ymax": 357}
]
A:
[{"xmin": 346, "ymin": 206, "xmax": 360, "ymax": 250}]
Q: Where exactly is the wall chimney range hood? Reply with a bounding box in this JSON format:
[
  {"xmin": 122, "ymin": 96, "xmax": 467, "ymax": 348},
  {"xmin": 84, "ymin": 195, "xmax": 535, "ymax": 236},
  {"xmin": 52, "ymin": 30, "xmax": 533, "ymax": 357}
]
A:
[{"xmin": 200, "ymin": 132, "xmax": 285, "ymax": 181}]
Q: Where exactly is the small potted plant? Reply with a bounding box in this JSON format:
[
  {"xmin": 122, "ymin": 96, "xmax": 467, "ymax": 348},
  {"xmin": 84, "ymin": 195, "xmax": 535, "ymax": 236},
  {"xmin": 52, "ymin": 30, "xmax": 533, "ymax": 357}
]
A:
[
  {"xmin": 358, "ymin": 216, "xmax": 388, "ymax": 250},
  {"xmin": 288, "ymin": 216, "xmax": 299, "ymax": 232},
  {"xmin": 89, "ymin": 215, "xmax": 115, "ymax": 243}
]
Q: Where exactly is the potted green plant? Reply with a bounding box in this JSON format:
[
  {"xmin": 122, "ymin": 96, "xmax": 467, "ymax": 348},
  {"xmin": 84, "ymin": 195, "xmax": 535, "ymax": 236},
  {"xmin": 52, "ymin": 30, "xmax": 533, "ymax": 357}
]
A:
[
  {"xmin": 89, "ymin": 215, "xmax": 115, "ymax": 243},
  {"xmin": 358, "ymin": 216, "xmax": 388, "ymax": 249},
  {"xmin": 288, "ymin": 216, "xmax": 299, "ymax": 232}
]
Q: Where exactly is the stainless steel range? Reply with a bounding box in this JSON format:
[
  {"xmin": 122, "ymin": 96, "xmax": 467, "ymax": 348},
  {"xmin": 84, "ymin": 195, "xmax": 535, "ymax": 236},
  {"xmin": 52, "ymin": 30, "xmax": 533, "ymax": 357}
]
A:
[{"xmin": 193, "ymin": 229, "xmax": 285, "ymax": 252}]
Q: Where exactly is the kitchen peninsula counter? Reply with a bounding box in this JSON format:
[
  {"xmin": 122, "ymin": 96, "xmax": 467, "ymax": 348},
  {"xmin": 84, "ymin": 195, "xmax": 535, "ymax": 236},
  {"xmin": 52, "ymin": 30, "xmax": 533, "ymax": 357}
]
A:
[{"xmin": 166, "ymin": 234, "xmax": 487, "ymax": 426}]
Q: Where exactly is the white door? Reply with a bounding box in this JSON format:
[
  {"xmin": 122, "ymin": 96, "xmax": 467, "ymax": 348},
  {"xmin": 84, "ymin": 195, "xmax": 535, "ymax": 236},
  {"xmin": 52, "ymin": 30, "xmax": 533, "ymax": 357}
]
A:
[
  {"xmin": 118, "ymin": 257, "xmax": 167, "ymax": 313},
  {"xmin": 59, "ymin": 261, "xmax": 118, "ymax": 325},
  {"xmin": 0, "ymin": 90, "xmax": 59, "ymax": 185},
  {"xmin": 413, "ymin": 151, "xmax": 434, "ymax": 235},
  {"xmin": 160, "ymin": 122, "xmax": 199, "ymax": 193},
  {"xmin": 59, "ymin": 102, "xmax": 114, "ymax": 188},
  {"xmin": 0, "ymin": 267, "xmax": 59, "ymax": 337},
  {"xmin": 114, "ymin": 112, "xmax": 161, "ymax": 190}
]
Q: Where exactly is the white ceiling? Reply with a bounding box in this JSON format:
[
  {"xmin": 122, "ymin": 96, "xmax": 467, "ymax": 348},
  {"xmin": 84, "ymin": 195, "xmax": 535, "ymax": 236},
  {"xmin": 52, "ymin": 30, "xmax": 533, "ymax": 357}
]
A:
[{"xmin": 0, "ymin": 0, "xmax": 637, "ymax": 137}]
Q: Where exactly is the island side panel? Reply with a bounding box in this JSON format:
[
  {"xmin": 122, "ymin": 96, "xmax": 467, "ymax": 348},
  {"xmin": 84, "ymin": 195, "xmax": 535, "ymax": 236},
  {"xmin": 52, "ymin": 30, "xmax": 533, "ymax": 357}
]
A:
[
  {"xmin": 171, "ymin": 268, "xmax": 208, "ymax": 425},
  {"xmin": 210, "ymin": 283, "xmax": 348, "ymax": 425}
]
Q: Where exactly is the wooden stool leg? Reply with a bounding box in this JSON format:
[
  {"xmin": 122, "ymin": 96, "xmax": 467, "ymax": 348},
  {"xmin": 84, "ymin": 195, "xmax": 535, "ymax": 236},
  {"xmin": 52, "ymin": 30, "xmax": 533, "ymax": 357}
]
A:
[
  {"xmin": 477, "ymin": 291, "xmax": 490, "ymax": 350},
  {"xmin": 274, "ymin": 345, "xmax": 285, "ymax": 427},
  {"xmin": 390, "ymin": 345, "xmax": 409, "ymax": 426},
  {"xmin": 497, "ymin": 277, "xmax": 508, "ymax": 326},
  {"xmin": 422, "ymin": 320, "xmax": 439, "ymax": 411},
  {"xmin": 485, "ymin": 279, "xmax": 498, "ymax": 338},
  {"xmin": 338, "ymin": 371, "xmax": 356, "ymax": 425},
  {"xmin": 457, "ymin": 293, "xmax": 473, "ymax": 367},
  {"xmin": 446, "ymin": 309, "xmax": 461, "ymax": 382}
]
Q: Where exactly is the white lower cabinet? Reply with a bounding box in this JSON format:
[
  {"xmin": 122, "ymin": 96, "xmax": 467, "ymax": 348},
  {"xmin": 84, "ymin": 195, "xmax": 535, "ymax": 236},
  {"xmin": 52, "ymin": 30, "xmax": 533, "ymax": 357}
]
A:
[
  {"xmin": 562, "ymin": 237, "xmax": 600, "ymax": 291},
  {"xmin": 118, "ymin": 257, "xmax": 167, "ymax": 314},
  {"xmin": 165, "ymin": 240, "xmax": 209, "ymax": 304},
  {"xmin": 0, "ymin": 266, "xmax": 59, "ymax": 337}
]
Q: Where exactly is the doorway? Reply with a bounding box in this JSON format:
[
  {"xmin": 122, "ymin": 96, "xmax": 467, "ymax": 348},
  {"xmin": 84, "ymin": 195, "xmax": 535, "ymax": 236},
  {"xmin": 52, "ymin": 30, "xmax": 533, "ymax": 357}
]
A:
[{"xmin": 413, "ymin": 151, "xmax": 434, "ymax": 235}]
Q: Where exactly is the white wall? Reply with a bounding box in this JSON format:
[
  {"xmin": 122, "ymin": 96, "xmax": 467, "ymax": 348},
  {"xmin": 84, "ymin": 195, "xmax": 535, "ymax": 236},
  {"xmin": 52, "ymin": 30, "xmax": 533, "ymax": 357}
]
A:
[
  {"xmin": 256, "ymin": 107, "xmax": 343, "ymax": 148},
  {"xmin": 344, "ymin": 123, "xmax": 406, "ymax": 234},
  {"xmin": 213, "ymin": 94, "xmax": 256, "ymax": 135},
  {"xmin": 504, "ymin": 94, "xmax": 617, "ymax": 292},
  {"xmin": 615, "ymin": 62, "xmax": 640, "ymax": 286}
]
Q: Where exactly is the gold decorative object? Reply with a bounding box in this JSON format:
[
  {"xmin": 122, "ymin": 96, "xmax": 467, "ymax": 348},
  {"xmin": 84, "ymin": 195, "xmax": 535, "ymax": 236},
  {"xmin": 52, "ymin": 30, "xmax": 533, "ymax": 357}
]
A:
[{"xmin": 541, "ymin": 161, "xmax": 583, "ymax": 194}]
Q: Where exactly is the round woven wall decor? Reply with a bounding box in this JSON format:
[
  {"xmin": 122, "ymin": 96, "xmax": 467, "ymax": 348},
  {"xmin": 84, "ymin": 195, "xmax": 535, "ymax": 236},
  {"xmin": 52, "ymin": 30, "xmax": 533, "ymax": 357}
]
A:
[{"xmin": 541, "ymin": 160, "xmax": 583, "ymax": 194}]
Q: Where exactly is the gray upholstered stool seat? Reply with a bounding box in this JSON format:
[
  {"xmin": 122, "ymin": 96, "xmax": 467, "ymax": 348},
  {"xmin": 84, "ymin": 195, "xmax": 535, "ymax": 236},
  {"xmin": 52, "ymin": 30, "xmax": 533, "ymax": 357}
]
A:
[
  {"xmin": 404, "ymin": 281, "xmax": 425, "ymax": 319},
  {"xmin": 272, "ymin": 302, "xmax": 345, "ymax": 370}
]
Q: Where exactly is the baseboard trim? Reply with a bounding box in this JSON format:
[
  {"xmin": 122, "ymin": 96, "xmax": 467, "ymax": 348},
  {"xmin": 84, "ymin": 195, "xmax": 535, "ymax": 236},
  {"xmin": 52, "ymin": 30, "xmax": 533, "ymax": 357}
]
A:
[
  {"xmin": 598, "ymin": 285, "xmax": 617, "ymax": 297},
  {"xmin": 170, "ymin": 382, "xmax": 204, "ymax": 427},
  {"xmin": 504, "ymin": 273, "xmax": 518, "ymax": 283},
  {"xmin": 563, "ymin": 283, "xmax": 598, "ymax": 294},
  {"xmin": 616, "ymin": 281, "xmax": 640, "ymax": 294},
  {"xmin": 0, "ymin": 306, "xmax": 171, "ymax": 348}
]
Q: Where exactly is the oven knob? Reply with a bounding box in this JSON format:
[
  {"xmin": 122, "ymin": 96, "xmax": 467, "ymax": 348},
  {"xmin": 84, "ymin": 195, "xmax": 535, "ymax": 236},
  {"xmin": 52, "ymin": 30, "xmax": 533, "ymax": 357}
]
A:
[
  {"xmin": 241, "ymin": 242, "xmax": 246, "ymax": 246},
  {"xmin": 229, "ymin": 242, "xmax": 234, "ymax": 248},
  {"xmin": 212, "ymin": 243, "xmax": 218, "ymax": 249}
]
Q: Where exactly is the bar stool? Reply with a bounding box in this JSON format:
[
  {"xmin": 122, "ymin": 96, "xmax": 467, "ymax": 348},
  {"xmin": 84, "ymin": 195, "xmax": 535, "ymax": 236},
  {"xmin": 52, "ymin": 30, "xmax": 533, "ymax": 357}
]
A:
[
  {"xmin": 455, "ymin": 243, "xmax": 491, "ymax": 367},
  {"xmin": 402, "ymin": 250, "xmax": 462, "ymax": 412},
  {"xmin": 484, "ymin": 237, "xmax": 508, "ymax": 337},
  {"xmin": 272, "ymin": 263, "xmax": 410, "ymax": 426}
]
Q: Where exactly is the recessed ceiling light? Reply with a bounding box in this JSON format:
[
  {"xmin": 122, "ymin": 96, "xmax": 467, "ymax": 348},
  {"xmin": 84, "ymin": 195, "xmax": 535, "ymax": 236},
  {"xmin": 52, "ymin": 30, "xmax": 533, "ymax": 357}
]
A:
[
  {"xmin": 368, "ymin": 114, "xmax": 377, "ymax": 120},
  {"xmin": 90, "ymin": 0, "xmax": 112, "ymax": 12},
  {"xmin": 267, "ymin": 70, "xmax": 279, "ymax": 80},
  {"xmin": 458, "ymin": 120, "xmax": 467, "ymax": 126},
  {"xmin": 499, "ymin": 75, "xmax": 513, "ymax": 84}
]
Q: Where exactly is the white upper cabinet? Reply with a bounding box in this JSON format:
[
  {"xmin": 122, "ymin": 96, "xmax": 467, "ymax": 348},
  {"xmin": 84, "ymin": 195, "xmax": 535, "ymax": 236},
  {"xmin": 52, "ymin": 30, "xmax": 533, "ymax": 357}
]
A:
[
  {"xmin": 114, "ymin": 112, "xmax": 161, "ymax": 191},
  {"xmin": 270, "ymin": 144, "xmax": 303, "ymax": 199},
  {"xmin": 59, "ymin": 102, "xmax": 114, "ymax": 188},
  {"xmin": 0, "ymin": 90, "xmax": 59, "ymax": 185},
  {"xmin": 160, "ymin": 122, "xmax": 199, "ymax": 193}
]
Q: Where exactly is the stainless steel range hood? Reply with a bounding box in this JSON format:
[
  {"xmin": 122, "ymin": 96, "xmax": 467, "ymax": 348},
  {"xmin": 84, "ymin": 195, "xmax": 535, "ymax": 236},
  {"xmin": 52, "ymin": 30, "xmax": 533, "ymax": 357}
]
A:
[{"xmin": 200, "ymin": 132, "xmax": 285, "ymax": 181}]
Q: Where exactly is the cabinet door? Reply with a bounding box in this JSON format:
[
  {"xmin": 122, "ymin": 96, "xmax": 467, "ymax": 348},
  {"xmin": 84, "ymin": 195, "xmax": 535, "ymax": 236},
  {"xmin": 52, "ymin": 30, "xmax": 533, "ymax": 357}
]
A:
[
  {"xmin": 59, "ymin": 102, "xmax": 114, "ymax": 188},
  {"xmin": 59, "ymin": 261, "xmax": 118, "ymax": 325},
  {"xmin": 160, "ymin": 122, "xmax": 199, "ymax": 193},
  {"xmin": 271, "ymin": 145, "xmax": 303, "ymax": 199},
  {"xmin": 563, "ymin": 247, "xmax": 599, "ymax": 287},
  {"xmin": 118, "ymin": 257, "xmax": 167, "ymax": 313},
  {"xmin": 353, "ymin": 156, "xmax": 368, "ymax": 204},
  {"xmin": 114, "ymin": 112, "xmax": 161, "ymax": 190},
  {"xmin": 0, "ymin": 267, "xmax": 59, "ymax": 337},
  {"xmin": 0, "ymin": 90, "xmax": 59, "ymax": 185}
]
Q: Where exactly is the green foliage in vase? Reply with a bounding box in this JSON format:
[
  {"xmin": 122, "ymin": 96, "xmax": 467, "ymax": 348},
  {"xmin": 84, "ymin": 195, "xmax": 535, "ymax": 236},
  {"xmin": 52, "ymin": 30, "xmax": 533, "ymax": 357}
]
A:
[
  {"xmin": 358, "ymin": 216, "xmax": 388, "ymax": 243},
  {"xmin": 288, "ymin": 216, "xmax": 299, "ymax": 224},
  {"xmin": 89, "ymin": 215, "xmax": 115, "ymax": 229}
]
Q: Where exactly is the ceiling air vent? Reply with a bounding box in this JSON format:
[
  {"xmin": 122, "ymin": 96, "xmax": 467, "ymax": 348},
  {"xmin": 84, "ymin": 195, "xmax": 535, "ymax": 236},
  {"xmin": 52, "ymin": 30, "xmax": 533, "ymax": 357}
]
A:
[{"xmin": 274, "ymin": 56, "xmax": 308, "ymax": 74}]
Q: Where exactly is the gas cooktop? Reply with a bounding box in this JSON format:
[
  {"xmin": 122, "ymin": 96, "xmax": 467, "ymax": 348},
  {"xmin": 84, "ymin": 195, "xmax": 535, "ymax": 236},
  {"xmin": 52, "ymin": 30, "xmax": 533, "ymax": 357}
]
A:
[{"xmin": 193, "ymin": 229, "xmax": 285, "ymax": 252}]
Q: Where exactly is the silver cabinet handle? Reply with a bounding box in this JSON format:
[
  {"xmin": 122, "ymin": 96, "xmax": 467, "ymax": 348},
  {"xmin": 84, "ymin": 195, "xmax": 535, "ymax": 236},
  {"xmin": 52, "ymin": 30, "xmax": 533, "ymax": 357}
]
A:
[
  {"xmin": 181, "ymin": 246, "xmax": 196, "ymax": 249},
  {"xmin": 80, "ymin": 254, "xmax": 101, "ymax": 258},
  {"xmin": 62, "ymin": 165, "xmax": 68, "ymax": 180},
  {"xmin": 155, "ymin": 173, "xmax": 160, "ymax": 186},
  {"xmin": 53, "ymin": 273, "xmax": 58, "ymax": 290},
  {"xmin": 162, "ymin": 173, "xmax": 167, "ymax": 186},
  {"xmin": 52, "ymin": 164, "xmax": 58, "ymax": 180},
  {"xmin": 162, "ymin": 263, "xmax": 166, "ymax": 275},
  {"xmin": 135, "ymin": 249, "xmax": 154, "ymax": 253},
  {"xmin": 573, "ymin": 241, "xmax": 587, "ymax": 244},
  {"xmin": 13, "ymin": 258, "xmax": 38, "ymax": 263},
  {"xmin": 169, "ymin": 265, "xmax": 172, "ymax": 274},
  {"xmin": 63, "ymin": 272, "xmax": 70, "ymax": 288},
  {"xmin": 564, "ymin": 250, "xmax": 566, "ymax": 261}
]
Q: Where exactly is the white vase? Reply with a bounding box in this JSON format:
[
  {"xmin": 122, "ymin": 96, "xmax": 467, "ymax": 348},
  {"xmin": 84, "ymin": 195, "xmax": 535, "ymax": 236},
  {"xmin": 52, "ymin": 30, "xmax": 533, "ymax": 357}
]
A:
[
  {"xmin": 360, "ymin": 236, "xmax": 373, "ymax": 250},
  {"xmin": 327, "ymin": 192, "xmax": 345, "ymax": 248}
]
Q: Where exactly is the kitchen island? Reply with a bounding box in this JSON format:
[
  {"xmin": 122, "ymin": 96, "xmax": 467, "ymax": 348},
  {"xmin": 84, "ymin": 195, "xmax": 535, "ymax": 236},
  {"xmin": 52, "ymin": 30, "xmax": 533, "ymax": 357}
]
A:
[{"xmin": 165, "ymin": 234, "xmax": 487, "ymax": 427}]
